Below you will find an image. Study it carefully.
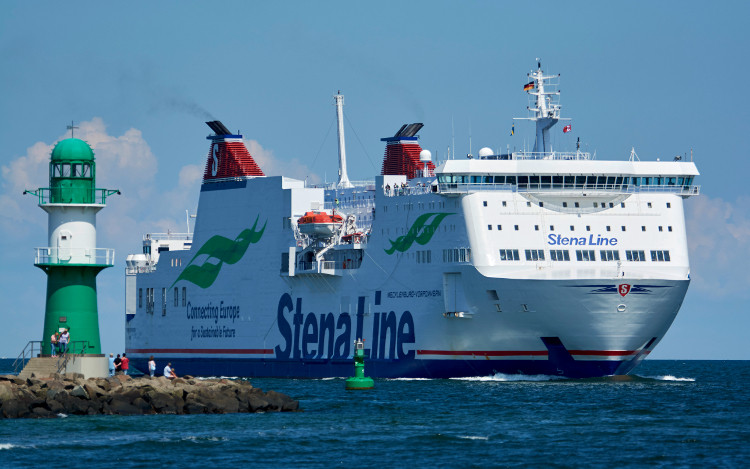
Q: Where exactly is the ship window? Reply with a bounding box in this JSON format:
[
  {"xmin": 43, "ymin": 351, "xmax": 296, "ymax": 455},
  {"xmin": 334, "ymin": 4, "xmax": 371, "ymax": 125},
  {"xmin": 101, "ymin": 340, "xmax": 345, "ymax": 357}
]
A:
[
  {"xmin": 576, "ymin": 250, "xmax": 596, "ymax": 261},
  {"xmin": 514, "ymin": 225, "xmax": 519, "ymax": 231},
  {"xmin": 626, "ymin": 250, "xmax": 646, "ymax": 262},
  {"xmin": 506, "ymin": 176, "xmax": 516, "ymax": 185},
  {"xmin": 647, "ymin": 202, "xmax": 652, "ymax": 208},
  {"xmin": 502, "ymin": 201, "xmax": 507, "ymax": 207},
  {"xmin": 529, "ymin": 176, "xmax": 540, "ymax": 186},
  {"xmin": 174, "ymin": 287, "xmax": 178, "ymax": 307},
  {"xmin": 494, "ymin": 176, "xmax": 505, "ymax": 184},
  {"xmin": 539, "ymin": 202, "xmax": 544, "ymax": 208},
  {"xmin": 631, "ymin": 177, "xmax": 640, "ymax": 186},
  {"xmin": 615, "ymin": 177, "xmax": 624, "ymax": 186},
  {"xmin": 659, "ymin": 226, "xmax": 663, "ymax": 232},
  {"xmin": 606, "ymin": 177, "xmax": 616, "ymax": 186},
  {"xmin": 564, "ymin": 176, "xmax": 575, "ymax": 187},
  {"xmin": 600, "ymin": 250, "xmax": 620, "ymax": 261},
  {"xmin": 622, "ymin": 226, "xmax": 626, "ymax": 231},
  {"xmin": 594, "ymin": 202, "xmax": 598, "ymax": 208},
  {"xmin": 666, "ymin": 202, "xmax": 671, "ymax": 208},
  {"xmin": 483, "ymin": 201, "xmax": 487, "ymax": 207},
  {"xmin": 562, "ymin": 202, "xmax": 568, "ymax": 207},
  {"xmin": 586, "ymin": 226, "xmax": 591, "ymax": 232},
  {"xmin": 526, "ymin": 202, "xmax": 531, "ymax": 207},
  {"xmin": 550, "ymin": 225, "xmax": 555, "ymax": 231},
  {"xmin": 550, "ymin": 250, "xmax": 570, "ymax": 261},
  {"xmin": 541, "ymin": 176, "xmax": 551, "ymax": 188},
  {"xmin": 621, "ymin": 202, "xmax": 625, "ymax": 208},
  {"xmin": 651, "ymin": 250, "xmax": 671, "ymax": 262},
  {"xmin": 488, "ymin": 225, "xmax": 492, "ymax": 230},
  {"xmin": 139, "ymin": 288, "xmax": 142, "ymax": 308},
  {"xmin": 525, "ymin": 249, "xmax": 545, "ymax": 261},
  {"xmin": 668, "ymin": 226, "xmax": 673, "ymax": 232},
  {"xmin": 574, "ymin": 202, "xmax": 580, "ymax": 208},
  {"xmin": 162, "ymin": 288, "xmax": 167, "ymax": 316},
  {"xmin": 588, "ymin": 176, "xmax": 599, "ymax": 186},
  {"xmin": 575, "ymin": 176, "xmax": 586, "ymax": 187},
  {"xmin": 552, "ymin": 176, "xmax": 563, "ymax": 188},
  {"xmin": 642, "ymin": 226, "xmax": 646, "ymax": 231},
  {"xmin": 535, "ymin": 225, "xmax": 539, "ymax": 231},
  {"xmin": 609, "ymin": 203, "xmax": 614, "ymax": 208},
  {"xmin": 182, "ymin": 287, "xmax": 186, "ymax": 306},
  {"xmin": 497, "ymin": 225, "xmax": 502, "ymax": 230},
  {"xmin": 570, "ymin": 225, "xmax": 575, "ymax": 231},
  {"xmin": 606, "ymin": 226, "xmax": 611, "ymax": 232},
  {"xmin": 499, "ymin": 249, "xmax": 520, "ymax": 261},
  {"xmin": 518, "ymin": 176, "xmax": 528, "ymax": 185}
]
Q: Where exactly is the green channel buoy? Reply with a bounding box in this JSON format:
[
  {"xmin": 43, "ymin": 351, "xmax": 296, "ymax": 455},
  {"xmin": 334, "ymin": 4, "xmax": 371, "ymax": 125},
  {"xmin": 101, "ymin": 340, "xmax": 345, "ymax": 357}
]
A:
[{"xmin": 346, "ymin": 339, "xmax": 374, "ymax": 390}]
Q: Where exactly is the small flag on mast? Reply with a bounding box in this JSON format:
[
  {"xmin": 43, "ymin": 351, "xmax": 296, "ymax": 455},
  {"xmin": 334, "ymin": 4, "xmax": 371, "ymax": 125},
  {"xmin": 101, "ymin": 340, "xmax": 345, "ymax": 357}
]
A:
[
  {"xmin": 523, "ymin": 81, "xmax": 534, "ymax": 91},
  {"xmin": 510, "ymin": 123, "xmax": 514, "ymax": 136},
  {"xmin": 563, "ymin": 124, "xmax": 572, "ymax": 133}
]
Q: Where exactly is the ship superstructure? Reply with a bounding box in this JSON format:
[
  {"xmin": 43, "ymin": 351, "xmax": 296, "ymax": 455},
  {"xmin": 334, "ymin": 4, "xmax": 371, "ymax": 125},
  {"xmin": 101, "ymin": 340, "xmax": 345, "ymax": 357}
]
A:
[{"xmin": 125, "ymin": 64, "xmax": 699, "ymax": 378}]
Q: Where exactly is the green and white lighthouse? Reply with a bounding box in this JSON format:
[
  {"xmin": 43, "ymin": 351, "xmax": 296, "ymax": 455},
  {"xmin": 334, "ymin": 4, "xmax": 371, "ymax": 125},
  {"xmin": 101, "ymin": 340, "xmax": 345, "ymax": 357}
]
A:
[{"xmin": 25, "ymin": 131, "xmax": 119, "ymax": 357}]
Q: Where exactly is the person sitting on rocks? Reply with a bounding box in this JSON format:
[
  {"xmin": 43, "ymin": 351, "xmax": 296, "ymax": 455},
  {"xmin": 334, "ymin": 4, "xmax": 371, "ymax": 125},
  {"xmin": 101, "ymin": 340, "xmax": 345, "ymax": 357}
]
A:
[{"xmin": 164, "ymin": 362, "xmax": 177, "ymax": 379}]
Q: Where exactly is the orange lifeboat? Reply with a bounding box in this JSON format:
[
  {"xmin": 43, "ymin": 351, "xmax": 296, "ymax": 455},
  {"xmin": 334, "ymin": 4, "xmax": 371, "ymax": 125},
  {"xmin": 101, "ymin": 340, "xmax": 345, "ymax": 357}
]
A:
[{"xmin": 297, "ymin": 211, "xmax": 344, "ymax": 238}]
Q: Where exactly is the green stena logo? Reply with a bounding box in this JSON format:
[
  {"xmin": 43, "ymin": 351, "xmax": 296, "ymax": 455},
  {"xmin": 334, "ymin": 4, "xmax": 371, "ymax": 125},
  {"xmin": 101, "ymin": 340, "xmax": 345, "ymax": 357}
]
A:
[
  {"xmin": 385, "ymin": 212, "xmax": 454, "ymax": 255},
  {"xmin": 171, "ymin": 215, "xmax": 267, "ymax": 289}
]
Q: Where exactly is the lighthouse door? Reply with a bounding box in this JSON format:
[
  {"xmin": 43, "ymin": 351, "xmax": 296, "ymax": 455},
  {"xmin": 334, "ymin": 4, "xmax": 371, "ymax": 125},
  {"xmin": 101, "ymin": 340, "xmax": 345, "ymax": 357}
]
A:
[{"xmin": 57, "ymin": 230, "xmax": 72, "ymax": 261}]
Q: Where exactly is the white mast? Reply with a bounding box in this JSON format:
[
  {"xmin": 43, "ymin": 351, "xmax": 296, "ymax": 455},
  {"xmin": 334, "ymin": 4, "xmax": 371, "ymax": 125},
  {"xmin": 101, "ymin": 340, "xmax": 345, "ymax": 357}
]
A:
[
  {"xmin": 514, "ymin": 59, "xmax": 568, "ymax": 154},
  {"xmin": 334, "ymin": 91, "xmax": 353, "ymax": 189}
]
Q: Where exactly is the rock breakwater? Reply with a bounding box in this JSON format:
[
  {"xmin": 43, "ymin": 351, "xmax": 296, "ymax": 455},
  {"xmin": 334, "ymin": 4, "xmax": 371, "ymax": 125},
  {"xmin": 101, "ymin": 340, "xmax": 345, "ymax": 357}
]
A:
[{"xmin": 0, "ymin": 373, "xmax": 299, "ymax": 418}]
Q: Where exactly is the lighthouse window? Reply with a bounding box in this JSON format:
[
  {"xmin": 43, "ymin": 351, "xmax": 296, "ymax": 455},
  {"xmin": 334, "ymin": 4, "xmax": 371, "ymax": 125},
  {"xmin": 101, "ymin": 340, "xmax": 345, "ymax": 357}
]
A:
[
  {"xmin": 61, "ymin": 164, "xmax": 71, "ymax": 177},
  {"xmin": 550, "ymin": 250, "xmax": 570, "ymax": 261},
  {"xmin": 600, "ymin": 250, "xmax": 620, "ymax": 261},
  {"xmin": 576, "ymin": 250, "xmax": 596, "ymax": 261},
  {"xmin": 174, "ymin": 287, "xmax": 178, "ymax": 307}
]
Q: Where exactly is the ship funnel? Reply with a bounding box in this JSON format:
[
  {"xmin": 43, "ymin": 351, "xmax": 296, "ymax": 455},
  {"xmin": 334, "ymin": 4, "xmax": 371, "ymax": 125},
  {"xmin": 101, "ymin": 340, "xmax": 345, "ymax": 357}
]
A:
[
  {"xmin": 203, "ymin": 121, "xmax": 264, "ymax": 182},
  {"xmin": 380, "ymin": 123, "xmax": 434, "ymax": 179},
  {"xmin": 334, "ymin": 93, "xmax": 353, "ymax": 189}
]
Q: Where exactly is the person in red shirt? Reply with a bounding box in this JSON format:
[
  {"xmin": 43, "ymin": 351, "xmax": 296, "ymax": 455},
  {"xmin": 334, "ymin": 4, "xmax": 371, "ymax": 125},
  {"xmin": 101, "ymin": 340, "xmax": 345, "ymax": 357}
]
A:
[{"xmin": 121, "ymin": 353, "xmax": 130, "ymax": 375}]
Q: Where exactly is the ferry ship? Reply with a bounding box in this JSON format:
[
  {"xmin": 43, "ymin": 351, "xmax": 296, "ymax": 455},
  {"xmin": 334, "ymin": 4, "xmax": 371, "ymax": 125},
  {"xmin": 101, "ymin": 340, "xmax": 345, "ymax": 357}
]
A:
[{"xmin": 124, "ymin": 63, "xmax": 699, "ymax": 378}]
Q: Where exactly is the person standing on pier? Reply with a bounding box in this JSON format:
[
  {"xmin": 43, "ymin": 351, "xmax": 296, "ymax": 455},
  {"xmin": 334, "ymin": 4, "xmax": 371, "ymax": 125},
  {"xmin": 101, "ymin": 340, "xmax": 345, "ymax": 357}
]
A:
[
  {"xmin": 50, "ymin": 332, "xmax": 58, "ymax": 357},
  {"xmin": 148, "ymin": 356, "xmax": 156, "ymax": 378},
  {"xmin": 59, "ymin": 329, "xmax": 70, "ymax": 355},
  {"xmin": 121, "ymin": 353, "xmax": 130, "ymax": 375},
  {"xmin": 108, "ymin": 353, "xmax": 115, "ymax": 376}
]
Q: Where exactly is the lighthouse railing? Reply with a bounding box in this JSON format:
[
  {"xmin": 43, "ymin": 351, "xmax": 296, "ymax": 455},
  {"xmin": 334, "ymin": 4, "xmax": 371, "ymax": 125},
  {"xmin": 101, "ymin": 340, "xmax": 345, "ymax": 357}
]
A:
[
  {"xmin": 26, "ymin": 188, "xmax": 120, "ymax": 205},
  {"xmin": 35, "ymin": 247, "xmax": 115, "ymax": 266},
  {"xmin": 12, "ymin": 340, "xmax": 44, "ymax": 374}
]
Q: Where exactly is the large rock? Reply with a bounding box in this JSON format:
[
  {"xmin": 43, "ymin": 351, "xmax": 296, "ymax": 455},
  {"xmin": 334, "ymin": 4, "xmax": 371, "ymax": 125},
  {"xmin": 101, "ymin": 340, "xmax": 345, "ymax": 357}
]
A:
[{"xmin": 0, "ymin": 375, "xmax": 299, "ymax": 418}]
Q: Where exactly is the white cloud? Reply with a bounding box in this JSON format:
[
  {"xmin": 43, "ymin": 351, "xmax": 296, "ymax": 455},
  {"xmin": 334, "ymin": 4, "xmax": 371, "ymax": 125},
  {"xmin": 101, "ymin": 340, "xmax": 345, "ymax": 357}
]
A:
[
  {"xmin": 246, "ymin": 139, "xmax": 322, "ymax": 185},
  {"xmin": 686, "ymin": 194, "xmax": 750, "ymax": 298}
]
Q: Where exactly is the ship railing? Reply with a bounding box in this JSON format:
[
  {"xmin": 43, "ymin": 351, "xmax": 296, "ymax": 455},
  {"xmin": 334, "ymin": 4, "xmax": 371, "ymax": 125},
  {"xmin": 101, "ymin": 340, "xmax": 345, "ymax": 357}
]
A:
[
  {"xmin": 34, "ymin": 247, "xmax": 115, "ymax": 266},
  {"xmin": 143, "ymin": 232, "xmax": 193, "ymax": 241},
  {"xmin": 12, "ymin": 340, "xmax": 44, "ymax": 374},
  {"xmin": 125, "ymin": 264, "xmax": 156, "ymax": 274},
  {"xmin": 26, "ymin": 187, "xmax": 120, "ymax": 205},
  {"xmin": 383, "ymin": 184, "xmax": 437, "ymax": 197},
  {"xmin": 296, "ymin": 259, "xmax": 361, "ymax": 273},
  {"xmin": 438, "ymin": 182, "xmax": 700, "ymax": 196},
  {"xmin": 319, "ymin": 180, "xmax": 376, "ymax": 190},
  {"xmin": 506, "ymin": 150, "xmax": 592, "ymax": 161},
  {"xmin": 325, "ymin": 198, "xmax": 377, "ymax": 210}
]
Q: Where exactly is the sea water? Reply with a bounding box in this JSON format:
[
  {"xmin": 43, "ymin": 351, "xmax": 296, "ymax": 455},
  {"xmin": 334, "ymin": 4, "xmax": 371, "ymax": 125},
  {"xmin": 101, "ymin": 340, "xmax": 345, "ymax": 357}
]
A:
[{"xmin": 1, "ymin": 359, "xmax": 748, "ymax": 468}]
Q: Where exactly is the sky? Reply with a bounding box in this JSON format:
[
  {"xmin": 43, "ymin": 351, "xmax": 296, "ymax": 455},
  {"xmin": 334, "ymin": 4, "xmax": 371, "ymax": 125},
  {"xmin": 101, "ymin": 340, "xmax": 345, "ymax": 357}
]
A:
[{"xmin": 1, "ymin": 1, "xmax": 748, "ymax": 360}]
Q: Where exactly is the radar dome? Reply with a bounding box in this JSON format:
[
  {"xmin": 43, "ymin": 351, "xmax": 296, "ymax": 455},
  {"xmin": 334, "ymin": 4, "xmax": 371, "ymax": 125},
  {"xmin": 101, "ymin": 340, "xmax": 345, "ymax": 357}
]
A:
[
  {"xmin": 478, "ymin": 147, "xmax": 493, "ymax": 158},
  {"xmin": 419, "ymin": 149, "xmax": 432, "ymax": 162}
]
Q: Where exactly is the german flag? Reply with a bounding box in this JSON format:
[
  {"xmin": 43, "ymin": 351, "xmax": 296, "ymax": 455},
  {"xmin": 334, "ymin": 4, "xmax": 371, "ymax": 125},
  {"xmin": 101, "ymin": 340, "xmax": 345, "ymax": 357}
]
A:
[{"xmin": 523, "ymin": 81, "xmax": 534, "ymax": 91}]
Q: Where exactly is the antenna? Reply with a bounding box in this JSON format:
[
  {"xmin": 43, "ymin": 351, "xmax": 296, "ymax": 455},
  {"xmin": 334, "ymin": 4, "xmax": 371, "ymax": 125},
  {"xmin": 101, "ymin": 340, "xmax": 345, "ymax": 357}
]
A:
[{"xmin": 66, "ymin": 120, "xmax": 79, "ymax": 138}]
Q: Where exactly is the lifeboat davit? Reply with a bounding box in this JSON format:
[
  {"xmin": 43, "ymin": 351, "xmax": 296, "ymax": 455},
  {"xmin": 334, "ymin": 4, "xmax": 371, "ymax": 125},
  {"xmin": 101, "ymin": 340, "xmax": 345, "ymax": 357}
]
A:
[{"xmin": 297, "ymin": 211, "xmax": 344, "ymax": 238}]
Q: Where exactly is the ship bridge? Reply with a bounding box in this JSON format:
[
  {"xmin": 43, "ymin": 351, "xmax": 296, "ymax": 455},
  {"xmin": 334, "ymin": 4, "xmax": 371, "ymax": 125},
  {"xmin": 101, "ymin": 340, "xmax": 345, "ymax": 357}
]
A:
[{"xmin": 435, "ymin": 157, "xmax": 700, "ymax": 198}]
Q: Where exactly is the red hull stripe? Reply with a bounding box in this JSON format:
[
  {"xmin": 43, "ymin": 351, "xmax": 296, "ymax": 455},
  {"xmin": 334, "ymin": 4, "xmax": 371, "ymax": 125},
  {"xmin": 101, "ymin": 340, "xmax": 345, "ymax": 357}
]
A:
[
  {"xmin": 417, "ymin": 350, "xmax": 637, "ymax": 357},
  {"xmin": 126, "ymin": 348, "xmax": 274, "ymax": 355}
]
